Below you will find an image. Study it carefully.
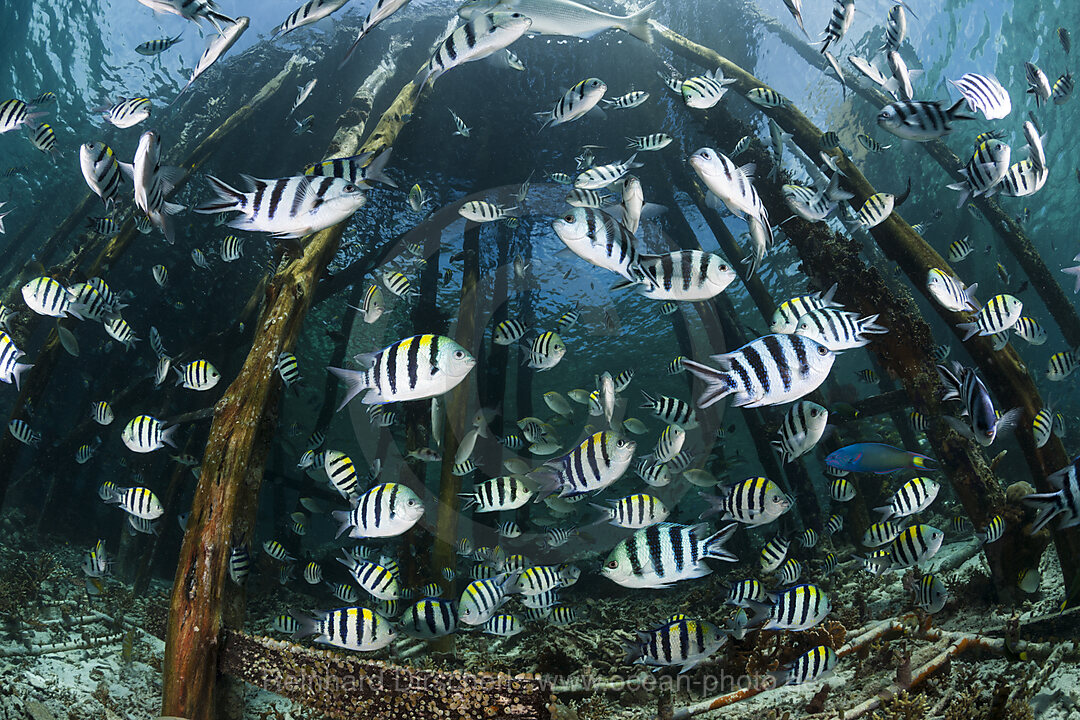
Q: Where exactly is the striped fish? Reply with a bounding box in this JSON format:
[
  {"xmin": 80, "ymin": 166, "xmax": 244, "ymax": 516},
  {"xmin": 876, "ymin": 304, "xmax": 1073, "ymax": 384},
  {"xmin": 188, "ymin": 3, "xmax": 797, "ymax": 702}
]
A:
[
  {"xmin": 129, "ymin": 131, "xmax": 185, "ymax": 243},
  {"xmin": 381, "ymin": 271, "xmax": 413, "ymax": 297},
  {"xmin": 0, "ymin": 99, "xmax": 45, "ymax": 134},
  {"xmin": 759, "ymin": 536, "xmax": 789, "ymax": 573},
  {"xmin": 458, "ymin": 574, "xmax": 515, "ymax": 626},
  {"xmin": 508, "ymin": 565, "xmax": 569, "ymax": 596},
  {"xmin": 228, "ymin": 543, "xmax": 251, "ymax": 583},
  {"xmin": 574, "ymin": 154, "xmax": 643, "ymax": 190},
  {"xmin": 955, "ymin": 294, "xmax": 1022, "ymax": 341},
  {"xmin": 926, "ymin": 268, "xmax": 979, "ymax": 312},
  {"xmin": 794, "ymin": 308, "xmax": 888, "ymax": 351},
  {"xmin": 271, "ymin": 615, "xmax": 300, "ymax": 634},
  {"xmin": 683, "ymin": 334, "xmax": 836, "ymax": 409},
  {"xmin": 947, "ymin": 139, "xmax": 1011, "ymax": 207},
  {"xmin": 778, "ymin": 557, "xmax": 802, "ymax": 584},
  {"xmin": 681, "ymin": 68, "xmax": 734, "ymax": 109},
  {"xmin": 914, "ymin": 573, "xmax": 948, "ymax": 612},
  {"xmin": 624, "ymin": 618, "xmax": 727, "ymax": 673},
  {"xmin": 21, "ymin": 277, "xmax": 83, "ymax": 319},
  {"xmin": 305, "ymin": 148, "xmax": 397, "ymax": 189},
  {"xmin": 976, "ymin": 515, "xmax": 1005, "ymax": 545},
  {"xmin": 771, "ymin": 645, "xmax": 838, "ymax": 685},
  {"xmin": 616, "ymin": 250, "xmax": 736, "ymax": 302},
  {"xmin": 531, "ymin": 431, "xmax": 635, "ymax": 498},
  {"xmin": 98, "ymin": 97, "xmax": 151, "ymax": 128},
  {"xmin": 90, "ymin": 401, "xmax": 114, "ymax": 426},
  {"xmin": 855, "ymin": 192, "xmax": 894, "ymax": 228},
  {"xmin": 871, "ymin": 524, "xmax": 944, "ymax": 570},
  {"xmin": 459, "ymin": 200, "xmax": 517, "ymax": 222},
  {"xmin": 492, "ymin": 319, "xmax": 528, "ymax": 346},
  {"xmin": 1012, "ymin": 316, "xmax": 1046, "ymax": 345},
  {"xmin": 753, "ymin": 584, "xmax": 831, "ymax": 631},
  {"xmin": 555, "ymin": 307, "xmax": 581, "ymax": 330},
  {"xmin": 219, "ymin": 235, "xmax": 243, "ymax": 261},
  {"xmin": 325, "ymin": 582, "xmax": 360, "ymax": 603},
  {"xmin": 8, "ymin": 419, "xmax": 39, "ymax": 447},
  {"xmin": 856, "ymin": 133, "xmax": 890, "ymax": 152},
  {"xmin": 483, "ymin": 613, "xmax": 523, "ymax": 637},
  {"xmin": 1047, "ymin": 350, "xmax": 1080, "ymax": 381},
  {"xmin": 0, "ymin": 331, "xmax": 32, "ymax": 390},
  {"xmin": 999, "ymin": 158, "xmax": 1048, "ymax": 197},
  {"xmin": 420, "ymin": 12, "xmax": 533, "ymax": 87},
  {"xmin": 273, "ymin": 0, "xmax": 348, "ymax": 37},
  {"xmin": 604, "ymin": 90, "xmax": 649, "ymax": 109},
  {"xmin": 323, "ymin": 450, "xmax": 359, "ymax": 499},
  {"xmin": 277, "ymin": 352, "xmax": 301, "ymax": 386},
  {"xmin": 688, "ymin": 147, "xmax": 772, "ymax": 273},
  {"xmin": 770, "ymin": 284, "xmax": 842, "ymax": 333},
  {"xmin": 592, "ymin": 493, "xmax": 669, "ymax": 529},
  {"xmin": 725, "ymin": 578, "xmax": 766, "ymax": 607},
  {"xmin": 177, "ymin": 16, "xmax": 249, "ymax": 96},
  {"xmin": 328, "ymin": 334, "xmax": 476, "ymax": 407},
  {"xmin": 825, "ymin": 514, "xmax": 844, "ymax": 535},
  {"xmin": 863, "ymin": 519, "xmax": 902, "ymax": 547},
  {"xmin": 263, "ymin": 540, "xmax": 293, "ymax": 562},
  {"xmin": 460, "ymin": 475, "xmax": 533, "ymax": 512},
  {"xmin": 638, "ymin": 460, "xmax": 671, "ymax": 487},
  {"xmin": 136, "ymin": 33, "xmax": 183, "ymax": 55},
  {"xmin": 773, "ymin": 401, "xmax": 828, "ymax": 463},
  {"xmin": 881, "ymin": 4, "xmax": 906, "ymax": 52},
  {"xmin": 110, "ymin": 486, "xmax": 164, "ymax": 520},
  {"xmin": 746, "ymin": 87, "xmax": 787, "ymax": 107},
  {"xmin": 1024, "ymin": 458, "xmax": 1080, "ymax": 533},
  {"xmin": 332, "ymin": 482, "xmax": 424, "ymax": 538},
  {"xmin": 910, "ymin": 410, "xmax": 928, "ymax": 432},
  {"xmin": 27, "ymin": 122, "xmax": 56, "ymax": 156},
  {"xmin": 337, "ymin": 556, "xmax": 400, "ymax": 600},
  {"xmin": 947, "ymin": 236, "xmax": 973, "ymax": 262},
  {"xmin": 1053, "ymin": 71, "xmax": 1074, "ymax": 104},
  {"xmin": 87, "ymin": 217, "xmax": 118, "ymax": 236},
  {"xmin": 176, "ymin": 359, "xmax": 220, "ymax": 391},
  {"xmin": 400, "ymin": 598, "xmax": 458, "ymax": 638},
  {"xmin": 194, "ymin": 173, "xmax": 366, "ymax": 239},
  {"xmin": 640, "ymin": 391, "xmax": 697, "ymax": 428},
  {"xmin": 877, "ymin": 100, "xmax": 974, "ymax": 141},
  {"xmin": 537, "ymin": 78, "xmax": 607, "ymax": 129},
  {"xmin": 704, "ymin": 476, "xmax": 791, "ymax": 526},
  {"xmin": 875, "ymin": 477, "xmax": 940, "ymax": 521},
  {"xmin": 626, "ymin": 133, "xmax": 673, "ymax": 152},
  {"xmin": 121, "ymin": 415, "xmax": 176, "ymax": 453},
  {"xmin": 603, "ymin": 523, "xmax": 737, "ymax": 588},
  {"xmin": 800, "ymin": 528, "xmax": 818, "ymax": 548},
  {"xmin": 526, "ymin": 331, "xmax": 566, "ymax": 370},
  {"xmin": 650, "ymin": 425, "xmax": 685, "ymax": 463},
  {"xmin": 1025, "ymin": 62, "xmax": 1052, "ymax": 106},
  {"xmin": 949, "ymin": 73, "xmax": 1011, "ymax": 120},
  {"xmin": 667, "ymin": 357, "xmax": 686, "ymax": 375},
  {"xmin": 301, "ymin": 562, "xmax": 322, "ymax": 584},
  {"xmin": 292, "ymin": 607, "xmax": 395, "ymax": 652},
  {"xmin": 822, "ymin": 552, "xmax": 838, "ymax": 576},
  {"xmin": 565, "ymin": 188, "xmax": 612, "ymax": 208},
  {"xmin": 819, "ymin": 0, "xmax": 854, "ymax": 53}
]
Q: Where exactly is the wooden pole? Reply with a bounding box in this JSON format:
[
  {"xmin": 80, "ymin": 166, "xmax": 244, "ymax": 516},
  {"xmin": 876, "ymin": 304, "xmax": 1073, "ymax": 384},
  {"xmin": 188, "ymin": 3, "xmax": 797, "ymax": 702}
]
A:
[
  {"xmin": 648, "ymin": 22, "xmax": 1072, "ymax": 600},
  {"xmin": 161, "ymin": 65, "xmax": 433, "ymax": 720}
]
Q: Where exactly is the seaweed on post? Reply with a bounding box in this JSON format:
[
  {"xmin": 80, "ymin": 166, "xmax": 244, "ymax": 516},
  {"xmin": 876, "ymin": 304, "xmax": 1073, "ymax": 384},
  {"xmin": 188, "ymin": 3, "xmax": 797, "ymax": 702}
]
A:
[
  {"xmin": 160, "ymin": 66, "xmax": 435, "ymax": 720},
  {"xmin": 647, "ymin": 22, "xmax": 1073, "ymax": 602}
]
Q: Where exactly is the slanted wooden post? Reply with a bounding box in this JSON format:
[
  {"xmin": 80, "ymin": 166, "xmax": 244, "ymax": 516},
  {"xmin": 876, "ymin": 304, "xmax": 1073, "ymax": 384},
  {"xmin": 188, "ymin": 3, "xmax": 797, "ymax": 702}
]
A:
[
  {"xmin": 648, "ymin": 22, "xmax": 1073, "ymax": 600},
  {"xmin": 161, "ymin": 65, "xmax": 433, "ymax": 720}
]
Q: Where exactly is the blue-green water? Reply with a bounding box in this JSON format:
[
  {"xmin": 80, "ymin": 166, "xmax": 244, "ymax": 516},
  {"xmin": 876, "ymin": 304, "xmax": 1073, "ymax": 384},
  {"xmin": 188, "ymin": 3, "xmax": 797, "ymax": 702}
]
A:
[{"xmin": 1, "ymin": 0, "xmax": 1079, "ymax": 717}]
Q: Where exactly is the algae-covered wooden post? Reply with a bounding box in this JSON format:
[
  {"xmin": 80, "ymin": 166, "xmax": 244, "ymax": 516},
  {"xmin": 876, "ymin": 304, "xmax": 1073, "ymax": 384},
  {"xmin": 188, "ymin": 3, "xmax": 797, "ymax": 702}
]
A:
[
  {"xmin": 648, "ymin": 23, "xmax": 1075, "ymax": 600},
  {"xmin": 161, "ymin": 71, "xmax": 432, "ymax": 720}
]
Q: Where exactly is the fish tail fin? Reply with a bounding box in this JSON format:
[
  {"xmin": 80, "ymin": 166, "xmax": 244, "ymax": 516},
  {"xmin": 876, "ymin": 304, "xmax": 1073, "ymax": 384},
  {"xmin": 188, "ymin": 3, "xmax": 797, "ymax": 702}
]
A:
[
  {"xmin": 702, "ymin": 523, "xmax": 738, "ymax": 562},
  {"xmin": 955, "ymin": 320, "xmax": 980, "ymax": 342},
  {"xmin": 458, "ymin": 494, "xmax": 478, "ymax": 511},
  {"xmin": 911, "ymin": 453, "xmax": 936, "ymax": 470},
  {"xmin": 946, "ymin": 98, "xmax": 977, "ymax": 121},
  {"xmin": 330, "ymin": 509, "xmax": 354, "ymax": 539},
  {"xmin": 681, "ymin": 359, "xmax": 735, "ymax": 409},
  {"xmin": 11, "ymin": 362, "xmax": 33, "ymax": 391},
  {"xmin": 289, "ymin": 610, "xmax": 321, "ymax": 640},
  {"xmin": 1022, "ymin": 492, "xmax": 1064, "ymax": 534},
  {"xmin": 326, "ymin": 366, "xmax": 371, "ymax": 410},
  {"xmin": 339, "ymin": 30, "xmax": 367, "ymax": 69},
  {"xmin": 194, "ymin": 175, "xmax": 246, "ymax": 214},
  {"xmin": 363, "ymin": 148, "xmax": 398, "ymax": 188},
  {"xmin": 622, "ymin": 2, "xmax": 655, "ymax": 43}
]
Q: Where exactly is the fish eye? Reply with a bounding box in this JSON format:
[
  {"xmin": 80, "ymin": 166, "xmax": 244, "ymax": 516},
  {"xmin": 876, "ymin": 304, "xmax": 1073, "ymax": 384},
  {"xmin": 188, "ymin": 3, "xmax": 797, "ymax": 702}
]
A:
[
  {"xmin": 605, "ymin": 560, "xmax": 619, "ymax": 569},
  {"xmin": 454, "ymin": 350, "xmax": 465, "ymax": 359},
  {"xmin": 563, "ymin": 214, "xmax": 574, "ymax": 222},
  {"xmin": 810, "ymin": 409, "xmax": 819, "ymax": 416},
  {"xmin": 817, "ymin": 346, "xmax": 829, "ymax": 355},
  {"xmin": 344, "ymin": 184, "xmax": 358, "ymax": 192}
]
